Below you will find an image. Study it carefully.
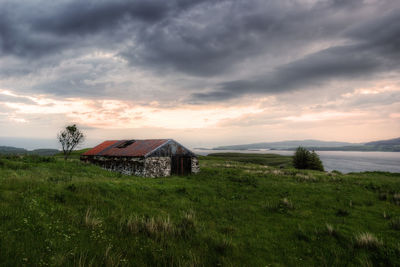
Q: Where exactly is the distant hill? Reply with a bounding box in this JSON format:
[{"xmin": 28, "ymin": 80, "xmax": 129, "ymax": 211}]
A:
[
  {"xmin": 300, "ymin": 145, "xmax": 400, "ymax": 152},
  {"xmin": 30, "ymin": 149, "xmax": 61, "ymax": 156},
  {"xmin": 213, "ymin": 137, "xmax": 400, "ymax": 152},
  {"xmin": 366, "ymin": 137, "xmax": 400, "ymax": 146},
  {"xmin": 0, "ymin": 146, "xmax": 59, "ymax": 156},
  {"xmin": 312, "ymin": 137, "xmax": 400, "ymax": 152},
  {"xmin": 0, "ymin": 146, "xmax": 27, "ymax": 154},
  {"xmin": 214, "ymin": 140, "xmax": 358, "ymax": 150}
]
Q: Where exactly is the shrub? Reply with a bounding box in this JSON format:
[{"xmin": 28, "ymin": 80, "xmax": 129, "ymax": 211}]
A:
[
  {"xmin": 309, "ymin": 151, "xmax": 324, "ymax": 171},
  {"xmin": 292, "ymin": 147, "xmax": 324, "ymax": 171},
  {"xmin": 292, "ymin": 147, "xmax": 309, "ymax": 169}
]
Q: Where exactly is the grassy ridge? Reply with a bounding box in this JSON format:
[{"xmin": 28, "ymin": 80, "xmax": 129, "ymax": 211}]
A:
[
  {"xmin": 206, "ymin": 152, "xmax": 293, "ymax": 167},
  {"xmin": 54, "ymin": 148, "xmax": 91, "ymax": 159},
  {"xmin": 0, "ymin": 154, "xmax": 400, "ymax": 266}
]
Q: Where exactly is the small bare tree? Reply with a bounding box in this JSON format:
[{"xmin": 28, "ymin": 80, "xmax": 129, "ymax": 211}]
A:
[{"xmin": 58, "ymin": 124, "xmax": 85, "ymax": 160}]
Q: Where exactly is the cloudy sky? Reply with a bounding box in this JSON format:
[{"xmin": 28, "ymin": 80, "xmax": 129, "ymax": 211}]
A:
[{"xmin": 1, "ymin": 0, "xmax": 399, "ymax": 149}]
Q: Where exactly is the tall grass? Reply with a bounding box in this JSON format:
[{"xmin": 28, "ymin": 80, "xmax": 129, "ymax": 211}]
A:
[
  {"xmin": 84, "ymin": 208, "xmax": 102, "ymax": 228},
  {"xmin": 0, "ymin": 154, "xmax": 399, "ymax": 266},
  {"xmin": 355, "ymin": 232, "xmax": 382, "ymax": 249}
]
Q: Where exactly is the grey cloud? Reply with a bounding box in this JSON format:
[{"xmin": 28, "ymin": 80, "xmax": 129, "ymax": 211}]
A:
[
  {"xmin": 330, "ymin": 0, "xmax": 364, "ymax": 8},
  {"xmin": 122, "ymin": 0, "xmax": 400, "ymax": 77},
  {"xmin": 33, "ymin": 1, "xmax": 170, "ymax": 35},
  {"xmin": 122, "ymin": 0, "xmax": 356, "ymax": 76},
  {"xmin": 0, "ymin": 0, "xmax": 400, "ymax": 103},
  {"xmin": 2, "ymin": 0, "xmax": 361, "ymax": 74},
  {"xmin": 310, "ymin": 90, "xmax": 400, "ymax": 112},
  {"xmin": 0, "ymin": 94, "xmax": 36, "ymax": 105},
  {"xmin": 0, "ymin": 0, "xmax": 208, "ymax": 58},
  {"xmin": 0, "ymin": 7, "xmax": 68, "ymax": 58},
  {"xmin": 347, "ymin": 91, "xmax": 400, "ymax": 108},
  {"xmin": 348, "ymin": 10, "xmax": 400, "ymax": 58},
  {"xmin": 40, "ymin": 0, "xmax": 216, "ymax": 36},
  {"xmin": 192, "ymin": 45, "xmax": 380, "ymax": 101},
  {"xmin": 33, "ymin": 75, "xmax": 133, "ymax": 99},
  {"xmin": 191, "ymin": 8, "xmax": 400, "ymax": 101}
]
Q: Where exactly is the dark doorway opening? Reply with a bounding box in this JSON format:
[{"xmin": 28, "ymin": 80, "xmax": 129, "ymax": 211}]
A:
[{"xmin": 171, "ymin": 156, "xmax": 192, "ymax": 175}]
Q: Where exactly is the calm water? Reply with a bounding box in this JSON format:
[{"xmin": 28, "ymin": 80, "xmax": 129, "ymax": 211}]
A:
[{"xmin": 192, "ymin": 149, "xmax": 400, "ymax": 173}]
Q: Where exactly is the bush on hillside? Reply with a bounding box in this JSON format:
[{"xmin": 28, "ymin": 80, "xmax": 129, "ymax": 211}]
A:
[{"xmin": 293, "ymin": 147, "xmax": 324, "ymax": 171}]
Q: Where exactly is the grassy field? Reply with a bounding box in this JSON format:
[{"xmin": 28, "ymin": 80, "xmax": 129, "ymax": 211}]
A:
[
  {"xmin": 0, "ymin": 153, "xmax": 400, "ymax": 266},
  {"xmin": 206, "ymin": 153, "xmax": 293, "ymax": 167}
]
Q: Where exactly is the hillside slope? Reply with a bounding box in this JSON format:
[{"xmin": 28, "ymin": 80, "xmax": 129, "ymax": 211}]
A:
[
  {"xmin": 306, "ymin": 137, "xmax": 400, "ymax": 152},
  {"xmin": 0, "ymin": 155, "xmax": 399, "ymax": 266},
  {"xmin": 0, "ymin": 146, "xmax": 59, "ymax": 155},
  {"xmin": 214, "ymin": 140, "xmax": 357, "ymax": 150},
  {"xmin": 213, "ymin": 137, "xmax": 400, "ymax": 152}
]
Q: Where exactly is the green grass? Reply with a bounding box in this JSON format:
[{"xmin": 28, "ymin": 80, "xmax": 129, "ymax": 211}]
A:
[
  {"xmin": 0, "ymin": 154, "xmax": 400, "ymax": 266},
  {"xmin": 206, "ymin": 152, "xmax": 293, "ymax": 167},
  {"xmin": 54, "ymin": 148, "xmax": 91, "ymax": 160}
]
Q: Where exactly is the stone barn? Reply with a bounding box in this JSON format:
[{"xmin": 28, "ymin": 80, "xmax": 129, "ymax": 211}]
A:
[{"xmin": 80, "ymin": 139, "xmax": 199, "ymax": 177}]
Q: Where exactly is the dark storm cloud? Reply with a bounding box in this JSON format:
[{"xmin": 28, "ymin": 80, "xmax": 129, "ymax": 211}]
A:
[
  {"xmin": 0, "ymin": 0, "xmax": 365, "ymax": 69},
  {"xmin": 122, "ymin": 0, "xmax": 345, "ymax": 76},
  {"xmin": 33, "ymin": 1, "xmax": 169, "ymax": 35},
  {"xmin": 122, "ymin": 0, "xmax": 386, "ymax": 77},
  {"xmin": 0, "ymin": 0, "xmax": 208, "ymax": 58},
  {"xmin": 348, "ymin": 11, "xmax": 400, "ymax": 58},
  {"xmin": 192, "ymin": 7, "xmax": 400, "ymax": 101},
  {"xmin": 0, "ymin": 0, "xmax": 400, "ymax": 101},
  {"xmin": 0, "ymin": 5, "xmax": 69, "ymax": 58},
  {"xmin": 192, "ymin": 44, "xmax": 381, "ymax": 100}
]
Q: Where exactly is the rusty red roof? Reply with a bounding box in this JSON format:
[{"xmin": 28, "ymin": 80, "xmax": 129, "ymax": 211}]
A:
[
  {"xmin": 82, "ymin": 140, "xmax": 119, "ymax": 156},
  {"xmin": 82, "ymin": 139, "xmax": 169, "ymax": 157}
]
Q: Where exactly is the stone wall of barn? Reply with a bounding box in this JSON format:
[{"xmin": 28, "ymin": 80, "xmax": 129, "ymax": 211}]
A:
[
  {"xmin": 110, "ymin": 158, "xmax": 146, "ymax": 176},
  {"xmin": 81, "ymin": 155, "xmax": 198, "ymax": 177},
  {"xmin": 144, "ymin": 157, "xmax": 171, "ymax": 177},
  {"xmin": 191, "ymin": 157, "xmax": 200, "ymax": 174},
  {"xmin": 82, "ymin": 156, "xmax": 146, "ymax": 176}
]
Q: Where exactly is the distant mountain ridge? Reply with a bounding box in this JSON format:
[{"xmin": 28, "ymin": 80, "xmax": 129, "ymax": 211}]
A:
[
  {"xmin": 0, "ymin": 146, "xmax": 59, "ymax": 156},
  {"xmin": 303, "ymin": 137, "xmax": 400, "ymax": 152},
  {"xmin": 214, "ymin": 139, "xmax": 360, "ymax": 150},
  {"xmin": 366, "ymin": 138, "xmax": 400, "ymax": 146},
  {"xmin": 214, "ymin": 137, "xmax": 400, "ymax": 152}
]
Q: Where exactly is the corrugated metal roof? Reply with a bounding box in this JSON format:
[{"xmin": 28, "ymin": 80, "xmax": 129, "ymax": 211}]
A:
[
  {"xmin": 82, "ymin": 139, "xmax": 170, "ymax": 157},
  {"xmin": 82, "ymin": 140, "xmax": 119, "ymax": 156}
]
